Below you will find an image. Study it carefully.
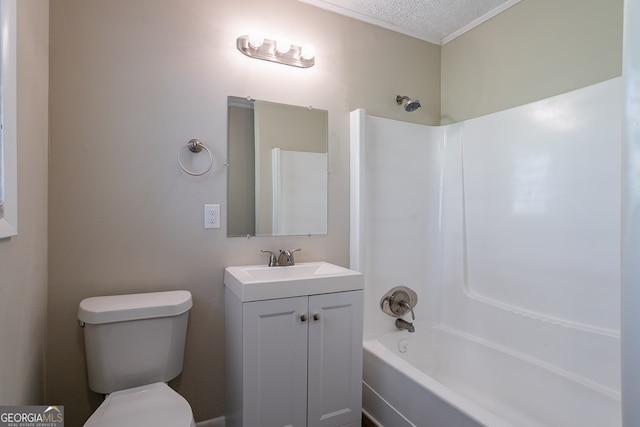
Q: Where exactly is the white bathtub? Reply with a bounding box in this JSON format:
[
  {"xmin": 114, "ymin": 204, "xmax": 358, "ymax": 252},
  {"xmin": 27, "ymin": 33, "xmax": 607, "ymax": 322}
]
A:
[{"xmin": 362, "ymin": 325, "xmax": 621, "ymax": 427}]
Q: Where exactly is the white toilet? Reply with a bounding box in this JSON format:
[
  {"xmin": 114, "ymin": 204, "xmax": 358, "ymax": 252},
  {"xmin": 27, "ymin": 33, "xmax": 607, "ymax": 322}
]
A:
[{"xmin": 78, "ymin": 290, "xmax": 196, "ymax": 427}]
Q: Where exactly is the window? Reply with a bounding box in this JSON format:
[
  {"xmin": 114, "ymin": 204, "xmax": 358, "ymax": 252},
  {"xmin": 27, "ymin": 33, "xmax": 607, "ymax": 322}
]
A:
[
  {"xmin": 0, "ymin": 4, "xmax": 4, "ymax": 217},
  {"xmin": 0, "ymin": 0, "xmax": 17, "ymax": 239}
]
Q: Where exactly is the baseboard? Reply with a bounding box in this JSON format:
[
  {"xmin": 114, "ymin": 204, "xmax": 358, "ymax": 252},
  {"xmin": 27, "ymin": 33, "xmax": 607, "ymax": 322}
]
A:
[
  {"xmin": 195, "ymin": 416, "xmax": 225, "ymax": 427},
  {"xmin": 195, "ymin": 413, "xmax": 369, "ymax": 427},
  {"xmin": 196, "ymin": 413, "xmax": 370, "ymax": 427}
]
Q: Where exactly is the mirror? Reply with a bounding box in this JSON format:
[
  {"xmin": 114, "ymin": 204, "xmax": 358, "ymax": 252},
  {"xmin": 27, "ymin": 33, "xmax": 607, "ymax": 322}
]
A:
[{"xmin": 227, "ymin": 97, "xmax": 328, "ymax": 237}]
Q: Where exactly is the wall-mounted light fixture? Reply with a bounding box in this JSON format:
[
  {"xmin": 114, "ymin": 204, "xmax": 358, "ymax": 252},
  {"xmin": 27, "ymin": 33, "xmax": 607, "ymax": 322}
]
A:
[{"xmin": 237, "ymin": 34, "xmax": 315, "ymax": 68}]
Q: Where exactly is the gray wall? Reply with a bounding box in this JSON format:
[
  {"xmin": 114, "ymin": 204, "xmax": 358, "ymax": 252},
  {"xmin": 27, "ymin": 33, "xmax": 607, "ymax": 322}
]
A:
[
  {"xmin": 441, "ymin": 0, "xmax": 623, "ymax": 123},
  {"xmin": 0, "ymin": 0, "xmax": 49, "ymax": 406},
  {"xmin": 46, "ymin": 0, "xmax": 440, "ymax": 425}
]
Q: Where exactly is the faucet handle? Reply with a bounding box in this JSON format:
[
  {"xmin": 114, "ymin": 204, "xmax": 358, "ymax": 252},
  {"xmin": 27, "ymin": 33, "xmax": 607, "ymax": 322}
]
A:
[
  {"xmin": 380, "ymin": 286, "xmax": 418, "ymax": 319},
  {"xmin": 290, "ymin": 248, "xmax": 302, "ymax": 264},
  {"xmin": 399, "ymin": 301, "xmax": 415, "ymax": 320},
  {"xmin": 277, "ymin": 248, "xmax": 302, "ymax": 266},
  {"xmin": 261, "ymin": 249, "xmax": 278, "ymax": 267}
]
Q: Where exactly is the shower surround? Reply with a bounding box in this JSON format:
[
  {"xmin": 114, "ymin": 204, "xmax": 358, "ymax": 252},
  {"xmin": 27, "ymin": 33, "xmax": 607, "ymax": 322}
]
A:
[{"xmin": 350, "ymin": 78, "xmax": 621, "ymax": 426}]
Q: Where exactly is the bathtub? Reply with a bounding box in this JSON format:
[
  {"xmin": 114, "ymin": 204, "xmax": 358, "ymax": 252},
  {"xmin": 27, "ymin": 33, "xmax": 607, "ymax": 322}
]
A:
[{"xmin": 362, "ymin": 325, "xmax": 621, "ymax": 427}]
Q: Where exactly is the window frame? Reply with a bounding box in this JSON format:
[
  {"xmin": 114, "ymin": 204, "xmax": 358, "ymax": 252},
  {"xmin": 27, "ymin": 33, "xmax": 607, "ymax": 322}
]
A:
[{"xmin": 0, "ymin": 0, "xmax": 17, "ymax": 239}]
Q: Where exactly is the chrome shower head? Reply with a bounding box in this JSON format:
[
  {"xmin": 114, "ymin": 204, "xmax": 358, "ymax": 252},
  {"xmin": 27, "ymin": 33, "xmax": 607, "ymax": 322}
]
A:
[{"xmin": 396, "ymin": 95, "xmax": 421, "ymax": 112}]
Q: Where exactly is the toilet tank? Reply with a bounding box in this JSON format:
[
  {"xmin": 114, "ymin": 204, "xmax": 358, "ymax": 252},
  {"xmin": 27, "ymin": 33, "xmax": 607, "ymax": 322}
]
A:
[{"xmin": 78, "ymin": 290, "xmax": 193, "ymax": 394}]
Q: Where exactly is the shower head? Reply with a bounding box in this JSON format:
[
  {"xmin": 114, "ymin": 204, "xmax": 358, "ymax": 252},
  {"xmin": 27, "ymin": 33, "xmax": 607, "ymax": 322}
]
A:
[{"xmin": 396, "ymin": 95, "xmax": 421, "ymax": 112}]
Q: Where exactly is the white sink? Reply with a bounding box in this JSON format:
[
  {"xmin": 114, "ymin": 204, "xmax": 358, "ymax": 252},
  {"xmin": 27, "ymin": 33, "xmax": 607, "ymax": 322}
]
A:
[{"xmin": 224, "ymin": 262, "xmax": 364, "ymax": 302}]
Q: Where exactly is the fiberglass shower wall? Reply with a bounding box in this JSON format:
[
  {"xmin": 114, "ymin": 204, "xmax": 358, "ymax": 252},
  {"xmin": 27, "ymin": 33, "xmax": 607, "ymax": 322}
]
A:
[
  {"xmin": 351, "ymin": 77, "xmax": 621, "ymax": 396},
  {"xmin": 350, "ymin": 112, "xmax": 446, "ymax": 336}
]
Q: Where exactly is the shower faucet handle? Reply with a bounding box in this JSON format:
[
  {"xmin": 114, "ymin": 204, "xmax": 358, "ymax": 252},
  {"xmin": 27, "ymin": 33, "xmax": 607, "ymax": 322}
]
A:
[
  {"xmin": 380, "ymin": 286, "xmax": 418, "ymax": 319},
  {"xmin": 398, "ymin": 301, "xmax": 415, "ymax": 321}
]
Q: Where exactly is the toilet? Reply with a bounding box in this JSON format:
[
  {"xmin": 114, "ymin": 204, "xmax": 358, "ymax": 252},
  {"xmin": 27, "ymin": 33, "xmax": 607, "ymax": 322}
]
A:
[{"xmin": 77, "ymin": 290, "xmax": 196, "ymax": 427}]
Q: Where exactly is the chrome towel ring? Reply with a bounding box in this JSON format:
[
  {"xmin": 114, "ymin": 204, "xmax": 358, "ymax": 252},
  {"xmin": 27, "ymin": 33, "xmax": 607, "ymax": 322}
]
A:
[{"xmin": 178, "ymin": 139, "xmax": 213, "ymax": 176}]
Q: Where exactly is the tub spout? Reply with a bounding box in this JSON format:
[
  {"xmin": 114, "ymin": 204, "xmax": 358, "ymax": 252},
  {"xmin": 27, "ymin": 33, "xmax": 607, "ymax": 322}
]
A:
[{"xmin": 396, "ymin": 318, "xmax": 415, "ymax": 333}]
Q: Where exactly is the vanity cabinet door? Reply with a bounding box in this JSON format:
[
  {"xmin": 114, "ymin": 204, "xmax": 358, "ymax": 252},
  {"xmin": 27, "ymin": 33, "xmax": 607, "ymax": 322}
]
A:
[
  {"xmin": 243, "ymin": 296, "xmax": 309, "ymax": 427},
  {"xmin": 307, "ymin": 290, "xmax": 363, "ymax": 427}
]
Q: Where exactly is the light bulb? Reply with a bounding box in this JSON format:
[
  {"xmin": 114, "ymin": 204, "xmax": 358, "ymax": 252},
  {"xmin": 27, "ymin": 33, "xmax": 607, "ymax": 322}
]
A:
[
  {"xmin": 300, "ymin": 44, "xmax": 315, "ymax": 60},
  {"xmin": 248, "ymin": 33, "xmax": 264, "ymax": 49},
  {"xmin": 275, "ymin": 38, "xmax": 291, "ymax": 54}
]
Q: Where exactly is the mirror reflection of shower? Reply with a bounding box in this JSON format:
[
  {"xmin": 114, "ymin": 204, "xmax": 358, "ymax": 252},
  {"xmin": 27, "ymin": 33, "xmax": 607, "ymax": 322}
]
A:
[{"xmin": 395, "ymin": 95, "xmax": 421, "ymax": 112}]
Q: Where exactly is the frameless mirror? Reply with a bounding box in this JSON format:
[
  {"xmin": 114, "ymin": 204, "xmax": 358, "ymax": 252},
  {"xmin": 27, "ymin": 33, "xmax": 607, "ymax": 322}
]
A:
[{"xmin": 227, "ymin": 97, "xmax": 328, "ymax": 237}]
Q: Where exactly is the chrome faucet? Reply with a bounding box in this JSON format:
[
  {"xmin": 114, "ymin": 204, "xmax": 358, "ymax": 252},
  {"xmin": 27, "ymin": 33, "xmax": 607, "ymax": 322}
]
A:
[
  {"xmin": 261, "ymin": 250, "xmax": 278, "ymax": 267},
  {"xmin": 277, "ymin": 248, "xmax": 302, "ymax": 266},
  {"xmin": 396, "ymin": 318, "xmax": 415, "ymax": 333}
]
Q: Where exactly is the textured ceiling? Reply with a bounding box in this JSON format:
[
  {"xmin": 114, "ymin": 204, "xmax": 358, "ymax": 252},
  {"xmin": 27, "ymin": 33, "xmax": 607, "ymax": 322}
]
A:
[{"xmin": 297, "ymin": 0, "xmax": 521, "ymax": 45}]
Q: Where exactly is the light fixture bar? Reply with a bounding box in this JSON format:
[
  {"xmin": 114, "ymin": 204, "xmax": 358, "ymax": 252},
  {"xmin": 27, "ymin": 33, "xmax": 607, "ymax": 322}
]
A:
[{"xmin": 237, "ymin": 35, "xmax": 315, "ymax": 68}]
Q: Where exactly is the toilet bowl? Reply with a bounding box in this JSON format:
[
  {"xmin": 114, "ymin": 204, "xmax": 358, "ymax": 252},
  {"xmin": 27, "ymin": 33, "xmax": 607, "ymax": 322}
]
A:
[{"xmin": 78, "ymin": 290, "xmax": 195, "ymax": 427}]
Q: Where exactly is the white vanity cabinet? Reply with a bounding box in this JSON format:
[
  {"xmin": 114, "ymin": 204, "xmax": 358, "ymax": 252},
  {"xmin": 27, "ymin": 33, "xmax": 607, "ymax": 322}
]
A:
[{"xmin": 225, "ymin": 277, "xmax": 363, "ymax": 427}]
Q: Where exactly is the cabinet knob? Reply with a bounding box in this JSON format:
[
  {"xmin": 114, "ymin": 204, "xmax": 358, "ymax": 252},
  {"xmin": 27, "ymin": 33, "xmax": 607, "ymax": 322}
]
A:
[
  {"xmin": 300, "ymin": 314, "xmax": 308, "ymax": 322},
  {"xmin": 313, "ymin": 313, "xmax": 320, "ymax": 321}
]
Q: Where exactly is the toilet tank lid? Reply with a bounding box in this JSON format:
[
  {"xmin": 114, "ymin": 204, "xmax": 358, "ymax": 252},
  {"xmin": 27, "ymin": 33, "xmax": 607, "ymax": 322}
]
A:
[{"xmin": 78, "ymin": 290, "xmax": 193, "ymax": 324}]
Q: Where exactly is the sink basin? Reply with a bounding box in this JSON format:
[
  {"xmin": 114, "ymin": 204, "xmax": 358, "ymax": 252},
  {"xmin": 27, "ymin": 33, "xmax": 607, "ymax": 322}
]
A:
[{"xmin": 224, "ymin": 262, "xmax": 364, "ymax": 302}]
